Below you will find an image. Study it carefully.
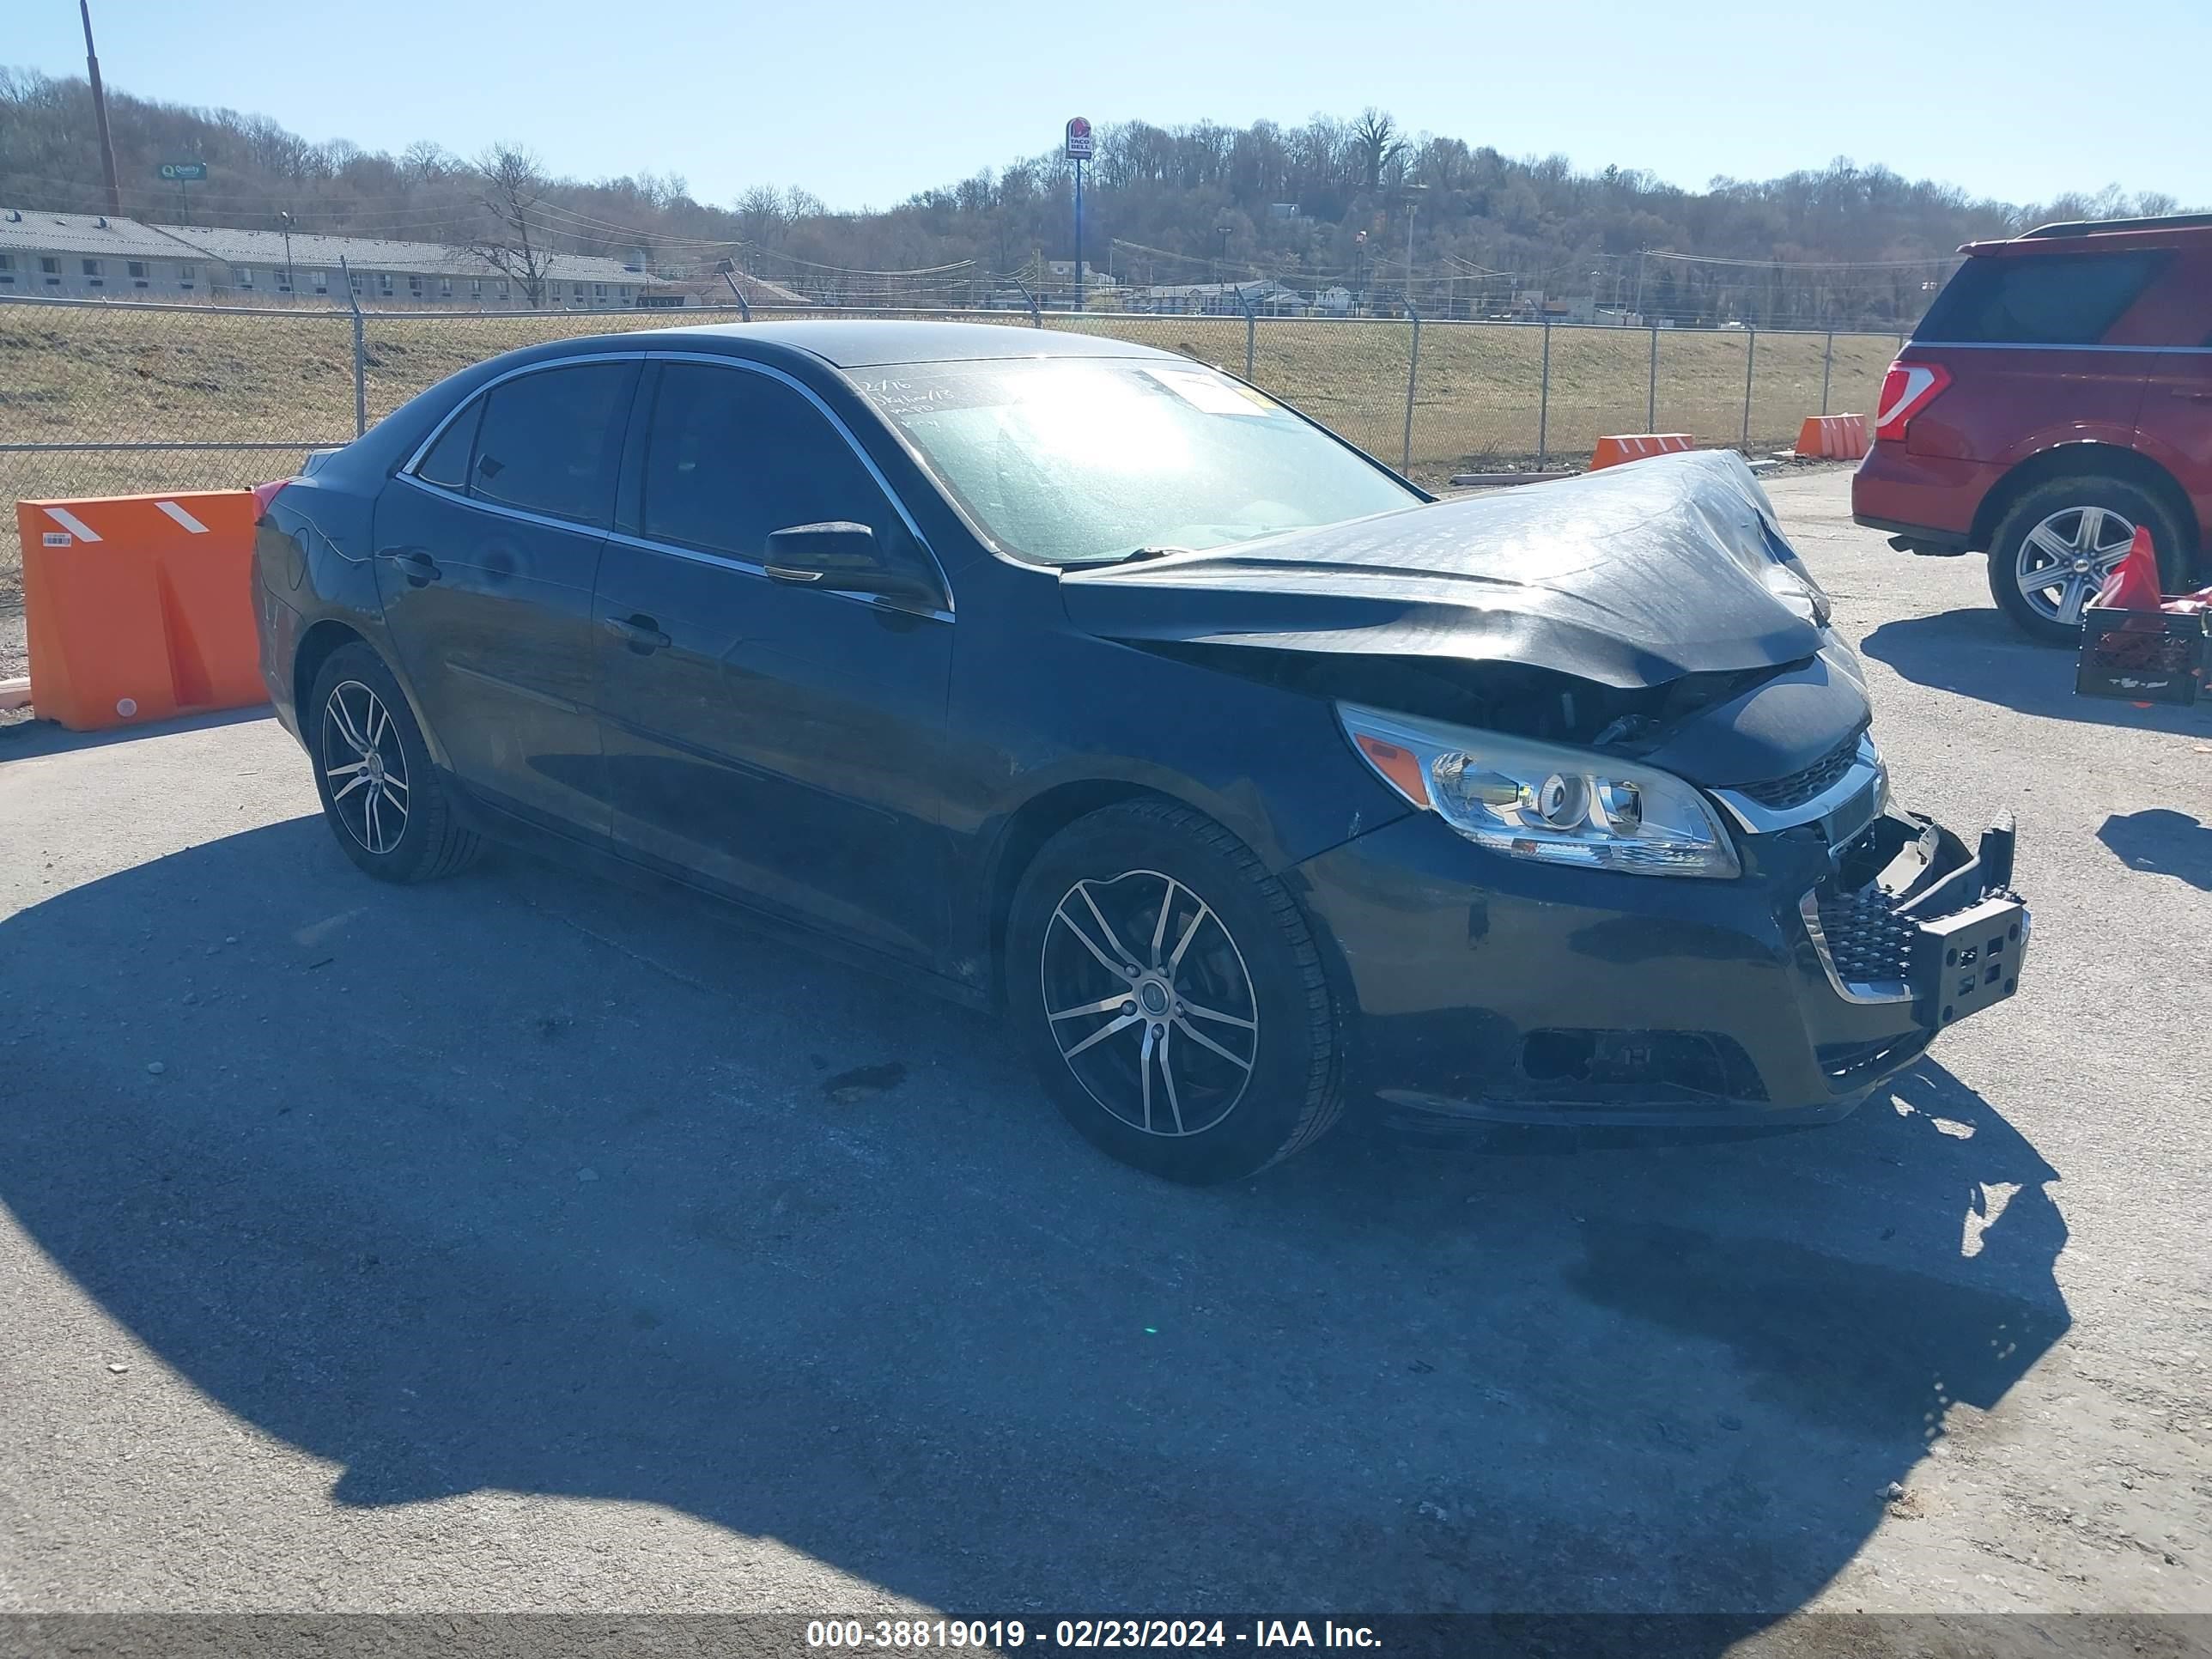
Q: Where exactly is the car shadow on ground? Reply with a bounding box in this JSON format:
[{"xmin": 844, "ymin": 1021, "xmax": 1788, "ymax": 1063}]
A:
[
  {"xmin": 2098, "ymin": 807, "xmax": 2212, "ymax": 892},
  {"xmin": 0, "ymin": 817, "xmax": 2071, "ymax": 1641},
  {"xmin": 1858, "ymin": 607, "xmax": 2208, "ymax": 732}
]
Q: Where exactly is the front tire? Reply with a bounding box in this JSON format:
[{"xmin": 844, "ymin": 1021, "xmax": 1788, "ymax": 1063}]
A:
[
  {"xmin": 307, "ymin": 641, "xmax": 482, "ymax": 884},
  {"xmin": 1006, "ymin": 799, "xmax": 1344, "ymax": 1183},
  {"xmin": 1986, "ymin": 475, "xmax": 2188, "ymax": 645}
]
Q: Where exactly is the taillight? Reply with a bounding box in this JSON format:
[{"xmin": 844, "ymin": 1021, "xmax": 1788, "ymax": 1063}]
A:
[
  {"xmin": 1874, "ymin": 361, "xmax": 1952, "ymax": 443},
  {"xmin": 250, "ymin": 478, "xmax": 290, "ymax": 523}
]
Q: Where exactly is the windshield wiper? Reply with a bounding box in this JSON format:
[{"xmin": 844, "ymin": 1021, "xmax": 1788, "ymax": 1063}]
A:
[{"xmin": 1109, "ymin": 544, "xmax": 1194, "ymax": 564}]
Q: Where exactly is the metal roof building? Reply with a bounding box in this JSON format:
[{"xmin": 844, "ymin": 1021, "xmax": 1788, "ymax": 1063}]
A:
[
  {"xmin": 0, "ymin": 210, "xmax": 188, "ymax": 261},
  {"xmin": 151, "ymin": 222, "xmax": 675, "ymax": 307},
  {"xmin": 0, "ymin": 208, "xmax": 702, "ymax": 308},
  {"xmin": 0, "ymin": 210, "xmax": 210, "ymax": 298}
]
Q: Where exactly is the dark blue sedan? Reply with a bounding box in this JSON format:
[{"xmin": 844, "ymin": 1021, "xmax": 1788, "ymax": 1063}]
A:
[{"xmin": 251, "ymin": 321, "xmax": 2029, "ymax": 1182}]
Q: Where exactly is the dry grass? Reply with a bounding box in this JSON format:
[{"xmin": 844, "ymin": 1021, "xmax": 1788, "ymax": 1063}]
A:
[{"xmin": 0, "ymin": 303, "xmax": 1905, "ymax": 606}]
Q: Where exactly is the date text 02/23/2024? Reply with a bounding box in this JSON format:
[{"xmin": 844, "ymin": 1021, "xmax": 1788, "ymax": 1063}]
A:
[{"xmin": 805, "ymin": 1620, "xmax": 1382, "ymax": 1650}]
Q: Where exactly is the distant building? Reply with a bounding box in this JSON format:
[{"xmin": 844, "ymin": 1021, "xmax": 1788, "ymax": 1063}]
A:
[
  {"xmin": 0, "ymin": 209, "xmax": 707, "ymax": 308},
  {"xmin": 1505, "ymin": 290, "xmax": 1595, "ymax": 324},
  {"xmin": 1133, "ymin": 278, "xmax": 1309, "ymax": 316},
  {"xmin": 0, "ymin": 210, "xmax": 206, "ymax": 299}
]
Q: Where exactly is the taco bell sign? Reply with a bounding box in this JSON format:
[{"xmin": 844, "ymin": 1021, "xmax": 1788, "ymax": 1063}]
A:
[{"xmin": 1065, "ymin": 117, "xmax": 1094, "ymax": 161}]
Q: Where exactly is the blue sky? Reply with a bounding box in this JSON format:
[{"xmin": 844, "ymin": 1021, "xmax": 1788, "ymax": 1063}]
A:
[{"xmin": 13, "ymin": 0, "xmax": 2206, "ymax": 213}]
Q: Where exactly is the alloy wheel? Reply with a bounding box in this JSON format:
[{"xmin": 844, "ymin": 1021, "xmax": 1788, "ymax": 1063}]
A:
[
  {"xmin": 320, "ymin": 679, "xmax": 410, "ymax": 855},
  {"xmin": 2014, "ymin": 504, "xmax": 2137, "ymax": 627},
  {"xmin": 1040, "ymin": 869, "xmax": 1260, "ymax": 1138}
]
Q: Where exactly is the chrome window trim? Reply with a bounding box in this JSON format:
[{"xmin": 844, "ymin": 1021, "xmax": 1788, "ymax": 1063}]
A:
[
  {"xmin": 392, "ymin": 469, "xmax": 613, "ymax": 544},
  {"xmin": 398, "ymin": 348, "xmax": 953, "ymax": 617},
  {"xmin": 1797, "ymin": 891, "xmax": 1913, "ymax": 1006},
  {"xmin": 1710, "ymin": 735, "xmax": 1888, "ymax": 841}
]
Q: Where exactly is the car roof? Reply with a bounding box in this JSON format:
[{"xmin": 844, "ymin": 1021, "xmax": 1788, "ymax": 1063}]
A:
[
  {"xmin": 624, "ymin": 318, "xmax": 1178, "ymax": 368},
  {"xmin": 1961, "ymin": 213, "xmax": 2212, "ymax": 258}
]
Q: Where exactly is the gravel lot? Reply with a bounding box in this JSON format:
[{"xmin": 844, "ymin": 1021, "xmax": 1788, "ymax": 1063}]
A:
[{"xmin": 1, "ymin": 471, "xmax": 2208, "ymax": 1643}]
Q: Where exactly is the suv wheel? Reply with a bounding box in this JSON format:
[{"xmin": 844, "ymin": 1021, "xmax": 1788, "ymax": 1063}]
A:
[
  {"xmin": 1006, "ymin": 799, "xmax": 1344, "ymax": 1184},
  {"xmin": 1986, "ymin": 475, "xmax": 2189, "ymax": 645}
]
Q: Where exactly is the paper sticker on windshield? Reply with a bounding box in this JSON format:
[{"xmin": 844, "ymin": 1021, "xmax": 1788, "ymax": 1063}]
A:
[{"xmin": 1139, "ymin": 367, "xmax": 1277, "ymax": 416}]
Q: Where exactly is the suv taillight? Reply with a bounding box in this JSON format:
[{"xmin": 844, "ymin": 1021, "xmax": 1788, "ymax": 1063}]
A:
[
  {"xmin": 1874, "ymin": 361, "xmax": 1952, "ymax": 443},
  {"xmin": 250, "ymin": 479, "xmax": 290, "ymax": 523}
]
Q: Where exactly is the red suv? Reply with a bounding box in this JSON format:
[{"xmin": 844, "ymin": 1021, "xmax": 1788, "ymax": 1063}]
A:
[{"xmin": 1852, "ymin": 214, "xmax": 2212, "ymax": 642}]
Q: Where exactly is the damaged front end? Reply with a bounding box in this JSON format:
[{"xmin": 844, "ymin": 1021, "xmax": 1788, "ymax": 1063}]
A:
[
  {"xmin": 1056, "ymin": 449, "xmax": 2032, "ymax": 1128},
  {"xmin": 1059, "ymin": 448, "xmax": 1857, "ymax": 777},
  {"xmin": 1292, "ymin": 786, "xmax": 2033, "ymax": 1132}
]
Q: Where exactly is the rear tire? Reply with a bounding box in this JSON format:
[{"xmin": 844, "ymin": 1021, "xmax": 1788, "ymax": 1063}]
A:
[
  {"xmin": 307, "ymin": 642, "xmax": 482, "ymax": 884},
  {"xmin": 1986, "ymin": 474, "xmax": 2188, "ymax": 645},
  {"xmin": 1006, "ymin": 799, "xmax": 1344, "ymax": 1184}
]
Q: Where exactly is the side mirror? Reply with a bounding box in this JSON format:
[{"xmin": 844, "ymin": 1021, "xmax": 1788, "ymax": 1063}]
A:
[{"xmin": 763, "ymin": 521, "xmax": 937, "ymax": 608}]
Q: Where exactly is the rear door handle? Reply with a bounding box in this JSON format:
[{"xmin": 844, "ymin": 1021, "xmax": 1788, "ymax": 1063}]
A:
[
  {"xmin": 601, "ymin": 613, "xmax": 671, "ymax": 652},
  {"xmin": 2169, "ymin": 386, "xmax": 2212, "ymax": 402},
  {"xmin": 382, "ymin": 550, "xmax": 441, "ymax": 584}
]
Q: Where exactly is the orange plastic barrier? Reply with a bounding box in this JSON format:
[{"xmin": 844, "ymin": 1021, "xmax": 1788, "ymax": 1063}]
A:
[
  {"xmin": 1795, "ymin": 414, "xmax": 1872, "ymax": 460},
  {"xmin": 17, "ymin": 489, "xmax": 265, "ymax": 732},
  {"xmin": 1589, "ymin": 433, "xmax": 1695, "ymax": 471}
]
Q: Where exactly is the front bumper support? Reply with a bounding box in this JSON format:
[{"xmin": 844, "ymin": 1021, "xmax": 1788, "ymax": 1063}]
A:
[
  {"xmin": 1806, "ymin": 811, "xmax": 2028, "ymax": 1028},
  {"xmin": 1292, "ymin": 803, "xmax": 2030, "ymax": 1132}
]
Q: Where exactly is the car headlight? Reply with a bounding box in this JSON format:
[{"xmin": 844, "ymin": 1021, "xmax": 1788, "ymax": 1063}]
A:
[{"xmin": 1338, "ymin": 703, "xmax": 1742, "ymax": 878}]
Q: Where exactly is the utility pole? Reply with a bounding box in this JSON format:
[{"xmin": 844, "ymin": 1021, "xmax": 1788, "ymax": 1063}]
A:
[
  {"xmin": 80, "ymin": 0, "xmax": 123, "ymax": 220},
  {"xmin": 1401, "ymin": 185, "xmax": 1427, "ymax": 313},
  {"xmin": 280, "ymin": 210, "xmax": 295, "ymax": 297}
]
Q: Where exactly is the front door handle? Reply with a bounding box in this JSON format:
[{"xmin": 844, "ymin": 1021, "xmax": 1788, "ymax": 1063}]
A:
[
  {"xmin": 601, "ymin": 613, "xmax": 671, "ymax": 653},
  {"xmin": 2169, "ymin": 386, "xmax": 2212, "ymax": 402}
]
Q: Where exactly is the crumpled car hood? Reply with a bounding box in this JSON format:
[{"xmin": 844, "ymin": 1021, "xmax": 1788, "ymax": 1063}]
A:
[{"xmin": 1058, "ymin": 448, "xmax": 1826, "ymax": 690}]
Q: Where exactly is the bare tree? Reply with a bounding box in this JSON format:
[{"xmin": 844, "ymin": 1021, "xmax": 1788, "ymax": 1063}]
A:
[
  {"xmin": 733, "ymin": 184, "xmax": 791, "ymax": 247},
  {"xmin": 471, "ymin": 144, "xmax": 559, "ymax": 308},
  {"xmin": 1350, "ymin": 108, "xmax": 1404, "ymax": 197},
  {"xmin": 402, "ymin": 140, "xmax": 457, "ymax": 185}
]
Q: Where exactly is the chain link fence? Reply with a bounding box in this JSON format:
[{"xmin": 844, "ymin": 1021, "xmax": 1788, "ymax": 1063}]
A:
[{"xmin": 0, "ymin": 295, "xmax": 1906, "ymax": 609}]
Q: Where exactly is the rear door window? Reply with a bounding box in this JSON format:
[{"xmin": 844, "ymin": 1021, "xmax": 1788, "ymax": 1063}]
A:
[
  {"xmin": 1915, "ymin": 252, "xmax": 2167, "ymax": 345},
  {"xmin": 414, "ymin": 398, "xmax": 482, "ymax": 489},
  {"xmin": 467, "ymin": 360, "xmax": 637, "ymax": 527},
  {"xmin": 637, "ymin": 361, "xmax": 937, "ymax": 588}
]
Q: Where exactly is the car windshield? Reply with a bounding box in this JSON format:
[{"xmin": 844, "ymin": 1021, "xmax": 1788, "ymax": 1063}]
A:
[{"xmin": 849, "ymin": 356, "xmax": 1421, "ymax": 565}]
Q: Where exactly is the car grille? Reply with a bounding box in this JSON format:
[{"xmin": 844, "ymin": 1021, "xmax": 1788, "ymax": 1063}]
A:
[
  {"xmin": 1732, "ymin": 726, "xmax": 1867, "ymax": 811},
  {"xmin": 1806, "ymin": 884, "xmax": 1917, "ymax": 993}
]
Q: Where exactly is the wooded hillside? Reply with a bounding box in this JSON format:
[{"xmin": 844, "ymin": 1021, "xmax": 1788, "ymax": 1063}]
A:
[{"xmin": 1, "ymin": 67, "xmax": 2185, "ymax": 323}]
